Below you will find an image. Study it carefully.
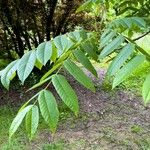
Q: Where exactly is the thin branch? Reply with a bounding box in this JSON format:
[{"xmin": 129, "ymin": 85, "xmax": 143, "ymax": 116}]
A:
[
  {"xmin": 125, "ymin": 36, "xmax": 150, "ymax": 61},
  {"xmin": 133, "ymin": 30, "xmax": 150, "ymax": 41}
]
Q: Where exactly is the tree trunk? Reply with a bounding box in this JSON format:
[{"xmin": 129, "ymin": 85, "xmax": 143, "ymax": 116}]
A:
[{"xmin": 46, "ymin": 0, "xmax": 58, "ymax": 41}]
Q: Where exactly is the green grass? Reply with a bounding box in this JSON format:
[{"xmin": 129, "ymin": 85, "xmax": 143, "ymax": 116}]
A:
[
  {"xmin": 0, "ymin": 106, "xmax": 27, "ymax": 150},
  {"xmin": 42, "ymin": 139, "xmax": 66, "ymax": 150},
  {"xmin": 0, "ymin": 103, "xmax": 73, "ymax": 150},
  {"xmin": 130, "ymin": 124, "xmax": 144, "ymax": 133}
]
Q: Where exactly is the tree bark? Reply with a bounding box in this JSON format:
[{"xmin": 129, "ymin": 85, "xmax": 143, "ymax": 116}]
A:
[{"xmin": 46, "ymin": 0, "xmax": 58, "ymax": 41}]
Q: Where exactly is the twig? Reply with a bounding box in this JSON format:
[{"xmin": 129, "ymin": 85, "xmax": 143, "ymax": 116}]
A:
[
  {"xmin": 133, "ymin": 30, "xmax": 150, "ymax": 41},
  {"xmin": 125, "ymin": 36, "xmax": 150, "ymax": 61}
]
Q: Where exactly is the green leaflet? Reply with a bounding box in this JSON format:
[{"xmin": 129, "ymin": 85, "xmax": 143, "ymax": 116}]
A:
[
  {"xmin": 132, "ymin": 17, "xmax": 146, "ymax": 28},
  {"xmin": 0, "ymin": 70, "xmax": 3, "ymax": 76},
  {"xmin": 36, "ymin": 41, "xmax": 52, "ymax": 65},
  {"xmin": 101, "ymin": 29, "xmax": 111, "ymax": 39},
  {"xmin": 29, "ymin": 76, "xmax": 52, "ymax": 91},
  {"xmin": 100, "ymin": 35, "xmax": 124, "ymax": 59},
  {"xmin": 100, "ymin": 31, "xmax": 116, "ymax": 48},
  {"xmin": 118, "ymin": 1, "xmax": 138, "ymax": 8},
  {"xmin": 73, "ymin": 49, "xmax": 97, "ymax": 77},
  {"xmin": 64, "ymin": 59, "xmax": 95, "ymax": 92},
  {"xmin": 7, "ymin": 60, "xmax": 20, "ymax": 80},
  {"xmin": 67, "ymin": 30, "xmax": 87, "ymax": 43},
  {"xmin": 107, "ymin": 43, "xmax": 135, "ymax": 76},
  {"xmin": 109, "ymin": 18, "xmax": 128, "ymax": 28},
  {"xmin": 52, "ymin": 74, "xmax": 79, "ymax": 115},
  {"xmin": 55, "ymin": 51, "xmax": 71, "ymax": 66},
  {"xmin": 122, "ymin": 18, "xmax": 133, "ymax": 28},
  {"xmin": 25, "ymin": 105, "xmax": 39, "ymax": 140},
  {"xmin": 76, "ymin": 0, "xmax": 102, "ymax": 13},
  {"xmin": 54, "ymin": 35, "xmax": 74, "ymax": 56},
  {"xmin": 40, "ymin": 63, "xmax": 62, "ymax": 81},
  {"xmin": 119, "ymin": 19, "xmax": 130, "ymax": 28},
  {"xmin": 108, "ymin": 17, "xmax": 146, "ymax": 30},
  {"xmin": 35, "ymin": 59, "xmax": 43, "ymax": 70},
  {"xmin": 38, "ymin": 90, "xmax": 59, "ymax": 133},
  {"xmin": 17, "ymin": 50, "xmax": 36, "ymax": 83},
  {"xmin": 113, "ymin": 55, "xmax": 146, "ymax": 88},
  {"xmin": 76, "ymin": 0, "xmax": 93, "ymax": 13},
  {"xmin": 142, "ymin": 73, "xmax": 150, "ymax": 105},
  {"xmin": 1, "ymin": 60, "xmax": 19, "ymax": 89},
  {"xmin": 81, "ymin": 41, "xmax": 98, "ymax": 61},
  {"xmin": 67, "ymin": 31, "xmax": 83, "ymax": 43},
  {"xmin": 50, "ymin": 42, "xmax": 58, "ymax": 62},
  {"xmin": 9, "ymin": 105, "xmax": 33, "ymax": 138}
]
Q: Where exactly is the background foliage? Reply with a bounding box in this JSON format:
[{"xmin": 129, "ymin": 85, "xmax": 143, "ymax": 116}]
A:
[{"xmin": 0, "ymin": 0, "xmax": 84, "ymax": 59}]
